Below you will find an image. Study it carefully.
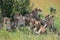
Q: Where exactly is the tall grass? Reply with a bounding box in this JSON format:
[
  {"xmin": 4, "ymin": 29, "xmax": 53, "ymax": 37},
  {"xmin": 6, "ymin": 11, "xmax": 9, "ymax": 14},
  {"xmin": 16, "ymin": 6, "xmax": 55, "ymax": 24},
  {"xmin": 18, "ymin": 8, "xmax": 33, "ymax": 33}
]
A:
[{"xmin": 0, "ymin": 23, "xmax": 60, "ymax": 40}]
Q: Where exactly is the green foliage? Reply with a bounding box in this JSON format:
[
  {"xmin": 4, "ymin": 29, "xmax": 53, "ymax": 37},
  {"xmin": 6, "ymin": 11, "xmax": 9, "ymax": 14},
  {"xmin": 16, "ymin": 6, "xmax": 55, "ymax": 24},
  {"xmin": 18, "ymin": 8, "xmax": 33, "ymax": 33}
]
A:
[
  {"xmin": 0, "ymin": 0, "xmax": 31, "ymax": 18},
  {"xmin": 0, "ymin": 13, "xmax": 2, "ymax": 22},
  {"xmin": 13, "ymin": 0, "xmax": 30, "ymax": 15},
  {"xmin": 0, "ymin": 0, "xmax": 14, "ymax": 18},
  {"xmin": 0, "ymin": 4, "xmax": 2, "ymax": 22}
]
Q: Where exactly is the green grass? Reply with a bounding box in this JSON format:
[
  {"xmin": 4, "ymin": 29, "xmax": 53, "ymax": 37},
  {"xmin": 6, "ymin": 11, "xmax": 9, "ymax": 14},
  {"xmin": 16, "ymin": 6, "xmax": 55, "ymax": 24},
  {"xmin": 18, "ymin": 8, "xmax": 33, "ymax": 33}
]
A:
[{"xmin": 0, "ymin": 21, "xmax": 60, "ymax": 40}]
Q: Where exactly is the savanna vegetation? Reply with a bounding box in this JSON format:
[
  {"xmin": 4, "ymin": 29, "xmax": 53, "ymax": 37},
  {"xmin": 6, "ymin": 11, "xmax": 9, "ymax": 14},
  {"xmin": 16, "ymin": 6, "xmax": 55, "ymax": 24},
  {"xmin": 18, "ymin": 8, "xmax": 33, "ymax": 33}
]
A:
[{"xmin": 0, "ymin": 0, "xmax": 60, "ymax": 40}]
